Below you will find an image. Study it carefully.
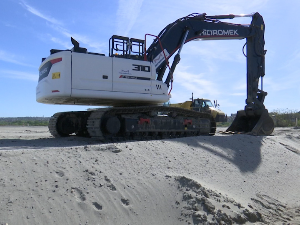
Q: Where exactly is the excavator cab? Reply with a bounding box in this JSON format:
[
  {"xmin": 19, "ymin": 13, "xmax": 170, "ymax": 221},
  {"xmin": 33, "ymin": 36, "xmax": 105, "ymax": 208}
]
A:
[{"xmin": 191, "ymin": 99, "xmax": 211, "ymax": 112}]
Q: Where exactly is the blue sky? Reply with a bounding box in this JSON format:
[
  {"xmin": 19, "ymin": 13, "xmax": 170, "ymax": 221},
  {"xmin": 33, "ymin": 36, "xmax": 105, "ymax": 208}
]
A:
[{"xmin": 0, "ymin": 0, "xmax": 299, "ymax": 117}]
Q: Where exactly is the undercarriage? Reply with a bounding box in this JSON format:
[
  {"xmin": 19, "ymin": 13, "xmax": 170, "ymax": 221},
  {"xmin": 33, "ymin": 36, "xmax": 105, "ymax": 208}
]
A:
[{"xmin": 48, "ymin": 106, "xmax": 216, "ymax": 142}]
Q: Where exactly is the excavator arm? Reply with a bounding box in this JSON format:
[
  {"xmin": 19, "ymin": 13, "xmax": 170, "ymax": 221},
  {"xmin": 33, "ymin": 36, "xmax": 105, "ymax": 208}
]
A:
[{"xmin": 146, "ymin": 12, "xmax": 274, "ymax": 135}]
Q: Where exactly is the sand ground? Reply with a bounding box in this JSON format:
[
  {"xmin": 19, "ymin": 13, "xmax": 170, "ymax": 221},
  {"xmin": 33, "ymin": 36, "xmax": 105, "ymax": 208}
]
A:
[{"xmin": 0, "ymin": 126, "xmax": 299, "ymax": 224}]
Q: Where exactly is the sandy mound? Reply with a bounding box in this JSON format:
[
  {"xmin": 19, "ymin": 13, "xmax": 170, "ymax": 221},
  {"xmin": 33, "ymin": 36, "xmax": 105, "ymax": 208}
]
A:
[{"xmin": 0, "ymin": 126, "xmax": 299, "ymax": 224}]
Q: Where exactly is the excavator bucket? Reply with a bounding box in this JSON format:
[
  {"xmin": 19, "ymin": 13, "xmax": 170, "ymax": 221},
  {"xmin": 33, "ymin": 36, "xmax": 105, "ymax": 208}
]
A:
[{"xmin": 226, "ymin": 109, "xmax": 274, "ymax": 135}]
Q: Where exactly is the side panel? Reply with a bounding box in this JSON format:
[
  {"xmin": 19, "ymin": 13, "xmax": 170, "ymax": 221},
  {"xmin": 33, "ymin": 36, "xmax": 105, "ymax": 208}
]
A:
[
  {"xmin": 149, "ymin": 63, "xmax": 169, "ymax": 96},
  {"xmin": 72, "ymin": 53, "xmax": 113, "ymax": 91},
  {"xmin": 36, "ymin": 51, "xmax": 72, "ymax": 104},
  {"xmin": 112, "ymin": 58, "xmax": 153, "ymax": 93},
  {"xmin": 37, "ymin": 52, "xmax": 171, "ymax": 106},
  {"xmin": 151, "ymin": 80, "xmax": 169, "ymax": 95}
]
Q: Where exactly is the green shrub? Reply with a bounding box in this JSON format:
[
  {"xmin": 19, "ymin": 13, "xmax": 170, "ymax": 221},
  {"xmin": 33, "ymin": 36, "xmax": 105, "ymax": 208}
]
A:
[
  {"xmin": 269, "ymin": 109, "xmax": 299, "ymax": 127},
  {"xmin": 216, "ymin": 122, "xmax": 231, "ymax": 127},
  {"xmin": 0, "ymin": 120, "xmax": 49, "ymax": 126}
]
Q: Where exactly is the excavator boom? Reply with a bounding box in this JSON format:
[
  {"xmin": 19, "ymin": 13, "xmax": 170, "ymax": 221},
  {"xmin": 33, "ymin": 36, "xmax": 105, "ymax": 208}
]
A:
[{"xmin": 145, "ymin": 12, "xmax": 274, "ymax": 135}]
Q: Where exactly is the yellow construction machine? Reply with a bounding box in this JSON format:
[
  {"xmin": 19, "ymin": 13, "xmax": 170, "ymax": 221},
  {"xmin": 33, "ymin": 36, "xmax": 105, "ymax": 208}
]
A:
[{"xmin": 170, "ymin": 94, "xmax": 227, "ymax": 122}]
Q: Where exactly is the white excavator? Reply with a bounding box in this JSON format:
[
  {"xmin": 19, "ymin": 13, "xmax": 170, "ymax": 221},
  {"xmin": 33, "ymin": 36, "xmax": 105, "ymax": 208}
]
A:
[{"xmin": 37, "ymin": 12, "xmax": 274, "ymax": 140}]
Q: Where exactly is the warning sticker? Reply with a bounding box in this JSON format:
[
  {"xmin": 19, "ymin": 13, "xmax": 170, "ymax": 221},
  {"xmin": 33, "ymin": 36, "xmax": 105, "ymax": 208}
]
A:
[
  {"xmin": 52, "ymin": 72, "xmax": 60, "ymax": 79},
  {"xmin": 153, "ymin": 49, "xmax": 170, "ymax": 68}
]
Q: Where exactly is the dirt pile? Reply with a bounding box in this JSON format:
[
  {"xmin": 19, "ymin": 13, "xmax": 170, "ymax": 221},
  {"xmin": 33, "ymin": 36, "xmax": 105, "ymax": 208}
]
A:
[
  {"xmin": 0, "ymin": 126, "xmax": 299, "ymax": 224},
  {"xmin": 175, "ymin": 176, "xmax": 262, "ymax": 224}
]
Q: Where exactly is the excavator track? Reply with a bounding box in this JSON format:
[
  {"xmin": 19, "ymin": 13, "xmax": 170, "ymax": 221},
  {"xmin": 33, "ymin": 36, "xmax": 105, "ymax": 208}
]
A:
[
  {"xmin": 48, "ymin": 112, "xmax": 67, "ymax": 137},
  {"xmin": 86, "ymin": 109, "xmax": 107, "ymax": 140},
  {"xmin": 48, "ymin": 106, "xmax": 216, "ymax": 142},
  {"xmin": 48, "ymin": 111, "xmax": 91, "ymax": 138}
]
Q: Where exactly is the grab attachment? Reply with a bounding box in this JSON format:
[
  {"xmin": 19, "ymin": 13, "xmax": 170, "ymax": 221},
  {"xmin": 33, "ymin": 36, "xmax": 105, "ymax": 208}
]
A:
[{"xmin": 226, "ymin": 108, "xmax": 274, "ymax": 135}]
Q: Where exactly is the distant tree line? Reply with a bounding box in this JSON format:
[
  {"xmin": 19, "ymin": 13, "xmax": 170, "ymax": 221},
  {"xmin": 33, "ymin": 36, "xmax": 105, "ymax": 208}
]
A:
[
  {"xmin": 0, "ymin": 110, "xmax": 299, "ymax": 127},
  {"xmin": 0, "ymin": 117, "xmax": 49, "ymax": 126},
  {"xmin": 218, "ymin": 109, "xmax": 300, "ymax": 127}
]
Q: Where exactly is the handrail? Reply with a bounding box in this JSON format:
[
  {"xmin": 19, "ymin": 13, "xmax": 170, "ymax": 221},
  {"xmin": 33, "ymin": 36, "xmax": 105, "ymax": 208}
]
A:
[{"xmin": 144, "ymin": 34, "xmax": 171, "ymax": 70}]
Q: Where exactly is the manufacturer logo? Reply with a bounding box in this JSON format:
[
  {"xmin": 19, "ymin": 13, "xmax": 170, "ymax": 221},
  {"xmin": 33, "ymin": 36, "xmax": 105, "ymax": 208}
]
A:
[
  {"xmin": 119, "ymin": 75, "xmax": 137, "ymax": 79},
  {"xmin": 200, "ymin": 29, "xmax": 239, "ymax": 36},
  {"xmin": 119, "ymin": 70, "xmax": 131, "ymax": 75},
  {"xmin": 39, "ymin": 68, "xmax": 48, "ymax": 76},
  {"xmin": 119, "ymin": 75, "xmax": 151, "ymax": 81}
]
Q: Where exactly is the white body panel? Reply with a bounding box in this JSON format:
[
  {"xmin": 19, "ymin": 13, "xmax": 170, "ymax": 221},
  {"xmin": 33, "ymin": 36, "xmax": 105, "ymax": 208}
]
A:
[
  {"xmin": 112, "ymin": 57, "xmax": 153, "ymax": 93},
  {"xmin": 72, "ymin": 52, "xmax": 113, "ymax": 91},
  {"xmin": 36, "ymin": 51, "xmax": 170, "ymax": 106},
  {"xmin": 36, "ymin": 51, "xmax": 72, "ymax": 104}
]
